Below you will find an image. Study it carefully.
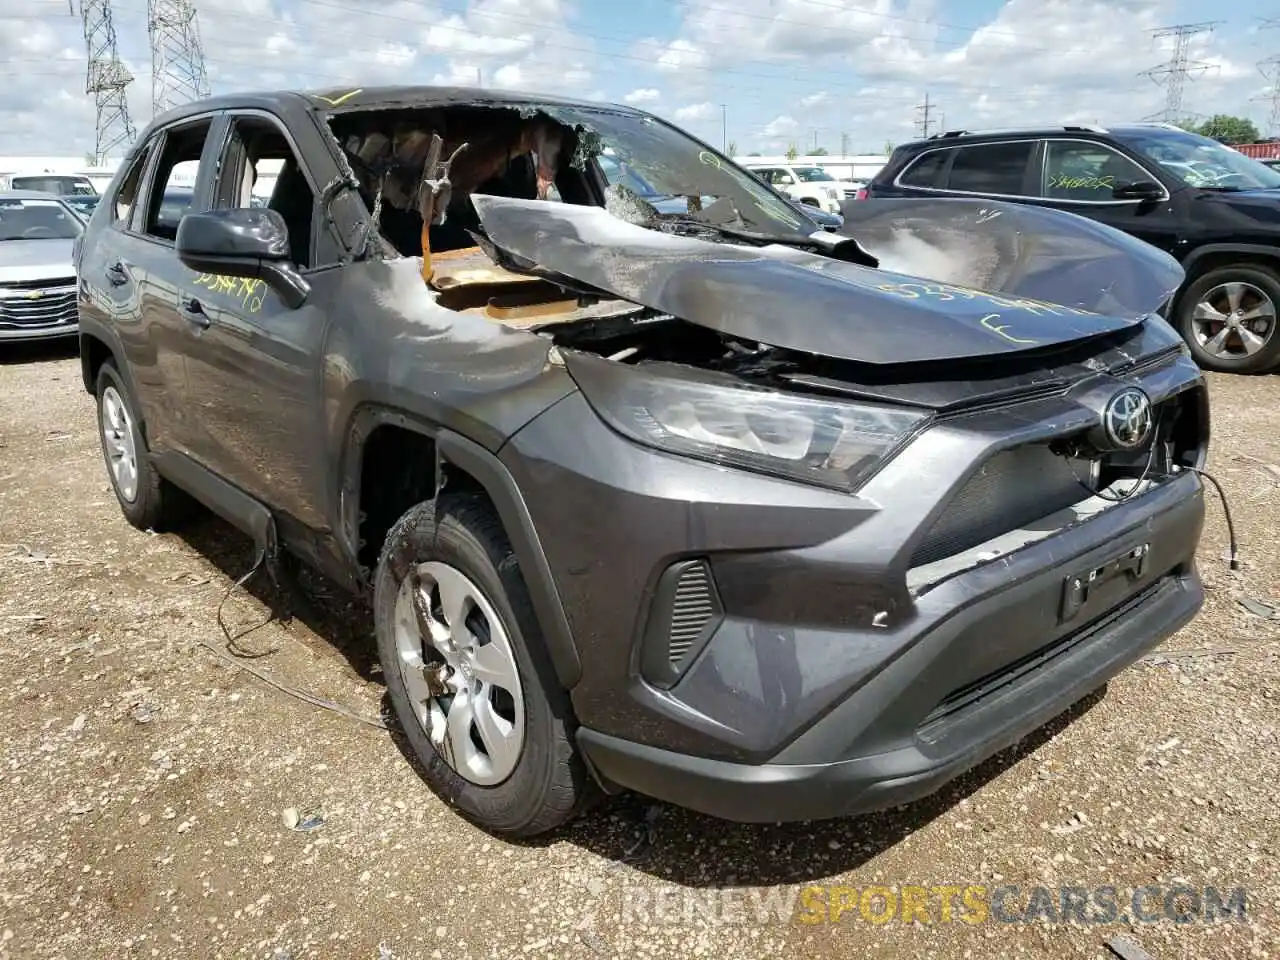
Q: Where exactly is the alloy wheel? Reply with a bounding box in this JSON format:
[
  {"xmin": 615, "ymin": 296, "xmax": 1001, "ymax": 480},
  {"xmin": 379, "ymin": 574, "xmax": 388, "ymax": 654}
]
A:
[
  {"xmin": 1190, "ymin": 281, "xmax": 1277, "ymax": 361},
  {"xmin": 100, "ymin": 385, "xmax": 139, "ymax": 503},
  {"xmin": 392, "ymin": 561, "xmax": 525, "ymax": 785}
]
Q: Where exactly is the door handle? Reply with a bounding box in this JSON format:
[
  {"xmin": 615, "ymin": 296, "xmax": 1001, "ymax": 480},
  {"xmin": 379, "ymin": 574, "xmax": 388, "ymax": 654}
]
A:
[
  {"xmin": 105, "ymin": 261, "xmax": 129, "ymax": 286},
  {"xmin": 180, "ymin": 297, "xmax": 210, "ymax": 329}
]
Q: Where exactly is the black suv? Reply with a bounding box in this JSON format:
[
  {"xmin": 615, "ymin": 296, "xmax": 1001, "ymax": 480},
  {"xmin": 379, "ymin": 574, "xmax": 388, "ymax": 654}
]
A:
[
  {"xmin": 75, "ymin": 87, "xmax": 1208, "ymax": 837},
  {"xmin": 862, "ymin": 122, "xmax": 1280, "ymax": 374}
]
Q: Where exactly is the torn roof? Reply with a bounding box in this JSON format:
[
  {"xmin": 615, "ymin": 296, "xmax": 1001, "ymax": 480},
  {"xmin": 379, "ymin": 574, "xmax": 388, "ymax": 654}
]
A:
[{"xmin": 299, "ymin": 85, "xmax": 644, "ymax": 119}]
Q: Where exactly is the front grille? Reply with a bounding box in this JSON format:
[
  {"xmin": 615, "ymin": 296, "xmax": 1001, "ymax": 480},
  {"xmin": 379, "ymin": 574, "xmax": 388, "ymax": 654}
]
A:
[
  {"xmin": 911, "ymin": 443, "xmax": 1094, "ymax": 568},
  {"xmin": 0, "ymin": 281, "xmax": 77, "ymax": 329},
  {"xmin": 668, "ymin": 562, "xmax": 717, "ymax": 666},
  {"xmin": 843, "ymin": 188, "xmax": 859, "ymax": 198}
]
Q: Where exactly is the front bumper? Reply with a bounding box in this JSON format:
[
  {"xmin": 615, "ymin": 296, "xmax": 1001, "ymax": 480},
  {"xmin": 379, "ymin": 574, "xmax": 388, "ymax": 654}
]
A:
[
  {"xmin": 0, "ymin": 321, "xmax": 78, "ymax": 342},
  {"xmin": 575, "ymin": 471, "xmax": 1203, "ymax": 822},
  {"xmin": 501, "ymin": 349, "xmax": 1207, "ymax": 821}
]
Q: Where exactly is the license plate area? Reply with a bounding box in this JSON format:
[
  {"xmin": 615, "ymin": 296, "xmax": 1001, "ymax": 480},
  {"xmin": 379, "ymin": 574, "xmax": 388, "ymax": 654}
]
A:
[{"xmin": 1060, "ymin": 543, "xmax": 1149, "ymax": 624}]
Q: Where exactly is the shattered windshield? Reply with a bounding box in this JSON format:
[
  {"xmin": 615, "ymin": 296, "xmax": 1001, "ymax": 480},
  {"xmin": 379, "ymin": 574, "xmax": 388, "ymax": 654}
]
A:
[
  {"xmin": 1120, "ymin": 129, "xmax": 1280, "ymax": 190},
  {"xmin": 557, "ymin": 107, "xmax": 809, "ymax": 236}
]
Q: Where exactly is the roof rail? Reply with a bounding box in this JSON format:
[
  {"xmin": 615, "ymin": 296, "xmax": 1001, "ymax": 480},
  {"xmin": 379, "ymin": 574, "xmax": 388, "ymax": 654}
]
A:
[{"xmin": 928, "ymin": 123, "xmax": 1108, "ymax": 140}]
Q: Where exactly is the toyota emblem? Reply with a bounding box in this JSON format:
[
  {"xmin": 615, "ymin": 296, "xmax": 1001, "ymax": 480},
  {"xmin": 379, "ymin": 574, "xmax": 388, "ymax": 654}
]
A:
[{"xmin": 1103, "ymin": 387, "xmax": 1153, "ymax": 450}]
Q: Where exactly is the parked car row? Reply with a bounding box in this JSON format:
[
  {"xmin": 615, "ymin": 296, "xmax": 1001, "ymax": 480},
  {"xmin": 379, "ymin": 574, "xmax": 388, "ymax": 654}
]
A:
[{"xmin": 857, "ymin": 121, "xmax": 1280, "ymax": 373}]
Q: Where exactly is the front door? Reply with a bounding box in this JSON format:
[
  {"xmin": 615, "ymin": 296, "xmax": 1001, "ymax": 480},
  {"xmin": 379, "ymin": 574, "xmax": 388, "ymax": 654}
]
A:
[
  {"xmin": 1028, "ymin": 138, "xmax": 1182, "ymax": 256},
  {"xmin": 177, "ymin": 109, "xmax": 332, "ymax": 531}
]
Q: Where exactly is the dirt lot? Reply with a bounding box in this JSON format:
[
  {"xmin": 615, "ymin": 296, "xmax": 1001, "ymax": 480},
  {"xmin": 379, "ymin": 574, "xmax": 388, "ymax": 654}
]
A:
[{"xmin": 0, "ymin": 340, "xmax": 1278, "ymax": 959}]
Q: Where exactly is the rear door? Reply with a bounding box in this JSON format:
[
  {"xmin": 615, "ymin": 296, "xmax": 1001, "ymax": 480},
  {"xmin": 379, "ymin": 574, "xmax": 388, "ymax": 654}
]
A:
[
  {"xmin": 75, "ymin": 118, "xmax": 219, "ymax": 453},
  {"xmin": 1025, "ymin": 138, "xmax": 1182, "ymax": 255},
  {"xmin": 126, "ymin": 114, "xmax": 224, "ymax": 455}
]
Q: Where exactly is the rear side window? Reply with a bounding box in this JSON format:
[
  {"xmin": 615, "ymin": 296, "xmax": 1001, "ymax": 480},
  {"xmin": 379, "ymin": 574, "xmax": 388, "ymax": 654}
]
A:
[
  {"xmin": 898, "ymin": 149, "xmax": 950, "ymax": 187},
  {"xmin": 112, "ymin": 145, "xmax": 152, "ymax": 226},
  {"xmin": 946, "ymin": 142, "xmax": 1034, "ymax": 195}
]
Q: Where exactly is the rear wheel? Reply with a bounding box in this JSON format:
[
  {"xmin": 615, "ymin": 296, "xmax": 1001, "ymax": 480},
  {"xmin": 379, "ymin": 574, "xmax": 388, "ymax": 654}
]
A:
[
  {"xmin": 94, "ymin": 361, "xmax": 180, "ymax": 531},
  {"xmin": 373, "ymin": 493, "xmax": 594, "ymax": 837},
  {"xmin": 1174, "ymin": 265, "xmax": 1280, "ymax": 373}
]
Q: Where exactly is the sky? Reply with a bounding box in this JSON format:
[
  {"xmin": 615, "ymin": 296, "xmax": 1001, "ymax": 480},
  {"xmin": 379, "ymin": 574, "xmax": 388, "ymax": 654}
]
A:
[{"xmin": 3, "ymin": 0, "xmax": 1280, "ymax": 159}]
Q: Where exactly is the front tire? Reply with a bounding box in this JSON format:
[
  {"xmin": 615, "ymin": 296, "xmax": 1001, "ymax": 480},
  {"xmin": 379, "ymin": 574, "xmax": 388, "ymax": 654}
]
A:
[
  {"xmin": 1174, "ymin": 264, "xmax": 1280, "ymax": 373},
  {"xmin": 373, "ymin": 493, "xmax": 593, "ymax": 838}
]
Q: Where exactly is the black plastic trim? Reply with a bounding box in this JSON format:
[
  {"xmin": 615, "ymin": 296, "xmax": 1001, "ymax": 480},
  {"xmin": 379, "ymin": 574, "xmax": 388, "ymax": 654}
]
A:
[
  {"xmin": 436, "ymin": 429, "xmax": 583, "ymax": 690},
  {"xmin": 1181, "ymin": 242, "xmax": 1280, "ymax": 274},
  {"xmin": 639, "ymin": 558, "xmax": 724, "ymax": 690},
  {"xmin": 151, "ymin": 449, "xmax": 276, "ymax": 558}
]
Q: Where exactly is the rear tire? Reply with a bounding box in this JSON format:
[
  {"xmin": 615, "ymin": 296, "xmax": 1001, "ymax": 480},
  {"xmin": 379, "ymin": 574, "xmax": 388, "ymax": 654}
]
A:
[
  {"xmin": 94, "ymin": 361, "xmax": 180, "ymax": 531},
  {"xmin": 373, "ymin": 493, "xmax": 594, "ymax": 838},
  {"xmin": 1173, "ymin": 264, "xmax": 1280, "ymax": 374}
]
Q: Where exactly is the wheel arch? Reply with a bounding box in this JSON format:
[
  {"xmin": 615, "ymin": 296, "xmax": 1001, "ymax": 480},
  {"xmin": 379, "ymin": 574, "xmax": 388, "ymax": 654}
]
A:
[
  {"xmin": 340, "ymin": 406, "xmax": 582, "ymax": 690},
  {"xmin": 1173, "ymin": 243, "xmax": 1280, "ymax": 311}
]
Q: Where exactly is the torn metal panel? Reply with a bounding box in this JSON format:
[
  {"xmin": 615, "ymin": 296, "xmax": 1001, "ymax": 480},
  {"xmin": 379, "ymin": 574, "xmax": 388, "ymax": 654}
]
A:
[{"xmin": 471, "ymin": 195, "xmax": 1181, "ymax": 366}]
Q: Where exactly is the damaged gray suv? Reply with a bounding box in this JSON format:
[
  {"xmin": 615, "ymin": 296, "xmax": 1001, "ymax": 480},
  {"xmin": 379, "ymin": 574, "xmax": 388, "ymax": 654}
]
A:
[{"xmin": 75, "ymin": 86, "xmax": 1209, "ymax": 837}]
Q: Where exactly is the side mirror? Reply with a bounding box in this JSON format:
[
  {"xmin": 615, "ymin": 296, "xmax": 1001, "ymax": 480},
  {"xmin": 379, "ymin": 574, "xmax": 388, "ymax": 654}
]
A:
[
  {"xmin": 175, "ymin": 208, "xmax": 309, "ymax": 309},
  {"xmin": 1112, "ymin": 180, "xmax": 1164, "ymax": 202}
]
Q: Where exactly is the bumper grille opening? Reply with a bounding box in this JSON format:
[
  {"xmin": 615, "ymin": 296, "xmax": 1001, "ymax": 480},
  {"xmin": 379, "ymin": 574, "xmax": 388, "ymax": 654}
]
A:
[
  {"xmin": 639, "ymin": 558, "xmax": 724, "ymax": 690},
  {"xmin": 911, "ymin": 443, "xmax": 1095, "ymax": 568},
  {"xmin": 910, "ymin": 388, "xmax": 1203, "ymax": 573},
  {"xmin": 668, "ymin": 563, "xmax": 716, "ymax": 666},
  {"xmin": 917, "ymin": 576, "xmax": 1168, "ymax": 745}
]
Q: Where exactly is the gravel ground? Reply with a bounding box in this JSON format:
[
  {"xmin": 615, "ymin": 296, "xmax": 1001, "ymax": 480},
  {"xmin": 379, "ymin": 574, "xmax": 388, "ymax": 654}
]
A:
[{"xmin": 1, "ymin": 340, "xmax": 1278, "ymax": 960}]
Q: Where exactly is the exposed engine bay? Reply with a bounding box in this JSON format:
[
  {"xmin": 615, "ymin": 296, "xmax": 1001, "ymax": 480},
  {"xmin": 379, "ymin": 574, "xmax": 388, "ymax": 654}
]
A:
[{"xmin": 317, "ymin": 99, "xmax": 1218, "ymax": 585}]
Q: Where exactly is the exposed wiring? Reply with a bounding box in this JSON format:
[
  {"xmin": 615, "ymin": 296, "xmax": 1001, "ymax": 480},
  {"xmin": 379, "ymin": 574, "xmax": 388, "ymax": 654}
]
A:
[
  {"xmin": 202, "ymin": 548, "xmax": 390, "ymax": 730},
  {"xmin": 215, "ymin": 548, "xmax": 276, "ymax": 658},
  {"xmin": 1067, "ymin": 435, "xmax": 1160, "ymax": 503},
  {"xmin": 1181, "ymin": 466, "xmax": 1240, "ymax": 571}
]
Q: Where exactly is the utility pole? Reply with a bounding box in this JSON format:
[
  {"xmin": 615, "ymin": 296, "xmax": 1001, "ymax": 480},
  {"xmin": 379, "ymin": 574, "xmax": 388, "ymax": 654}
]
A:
[
  {"xmin": 915, "ymin": 92, "xmax": 935, "ymax": 138},
  {"xmin": 1255, "ymin": 19, "xmax": 1280, "ymax": 137},
  {"xmin": 840, "ymin": 131, "xmax": 848, "ymax": 157},
  {"xmin": 149, "ymin": 0, "xmax": 210, "ymax": 117},
  {"xmin": 1139, "ymin": 21, "xmax": 1221, "ymax": 124},
  {"xmin": 78, "ymin": 0, "xmax": 136, "ymax": 164}
]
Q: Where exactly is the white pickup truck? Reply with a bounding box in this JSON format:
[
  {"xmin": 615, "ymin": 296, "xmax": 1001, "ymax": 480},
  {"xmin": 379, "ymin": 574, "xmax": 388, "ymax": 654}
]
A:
[{"xmin": 736, "ymin": 161, "xmax": 862, "ymax": 214}]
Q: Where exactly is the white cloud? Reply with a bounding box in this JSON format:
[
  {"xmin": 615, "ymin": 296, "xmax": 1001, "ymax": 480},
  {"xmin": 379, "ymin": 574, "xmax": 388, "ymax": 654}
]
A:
[
  {"xmin": 673, "ymin": 102, "xmax": 716, "ymax": 122},
  {"xmin": 624, "ymin": 88, "xmax": 661, "ymax": 104},
  {"xmin": 761, "ymin": 114, "xmax": 799, "ymax": 138},
  {"xmin": 1, "ymin": 0, "xmax": 1275, "ymax": 159}
]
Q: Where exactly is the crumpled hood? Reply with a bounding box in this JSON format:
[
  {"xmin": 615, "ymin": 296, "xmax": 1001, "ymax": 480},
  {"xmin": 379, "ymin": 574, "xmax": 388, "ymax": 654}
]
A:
[
  {"xmin": 471, "ymin": 195, "xmax": 1184, "ymax": 365},
  {"xmin": 0, "ymin": 238, "xmax": 77, "ymax": 285}
]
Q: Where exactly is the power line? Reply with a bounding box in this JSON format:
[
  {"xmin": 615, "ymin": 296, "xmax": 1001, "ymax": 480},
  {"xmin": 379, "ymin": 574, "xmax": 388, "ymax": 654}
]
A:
[
  {"xmin": 1255, "ymin": 18, "xmax": 1280, "ymax": 137},
  {"xmin": 78, "ymin": 0, "xmax": 137, "ymax": 164},
  {"xmin": 148, "ymin": 0, "xmax": 210, "ymax": 116},
  {"xmin": 915, "ymin": 91, "xmax": 936, "ymax": 138},
  {"xmin": 1139, "ymin": 21, "xmax": 1222, "ymax": 124}
]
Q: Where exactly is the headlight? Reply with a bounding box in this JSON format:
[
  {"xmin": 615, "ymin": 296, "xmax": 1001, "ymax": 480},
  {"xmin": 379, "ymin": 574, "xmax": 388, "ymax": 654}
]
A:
[
  {"xmin": 568, "ymin": 355, "xmax": 928, "ymax": 491},
  {"xmin": 824, "ymin": 186, "xmax": 840, "ymax": 199}
]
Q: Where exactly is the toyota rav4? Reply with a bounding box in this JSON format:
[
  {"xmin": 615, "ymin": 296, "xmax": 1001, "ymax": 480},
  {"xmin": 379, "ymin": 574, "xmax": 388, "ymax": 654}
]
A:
[{"xmin": 75, "ymin": 86, "xmax": 1208, "ymax": 837}]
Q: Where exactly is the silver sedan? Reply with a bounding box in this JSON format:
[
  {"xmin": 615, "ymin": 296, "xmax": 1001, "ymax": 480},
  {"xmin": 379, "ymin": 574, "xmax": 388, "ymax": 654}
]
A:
[{"xmin": 0, "ymin": 190, "xmax": 84, "ymax": 343}]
